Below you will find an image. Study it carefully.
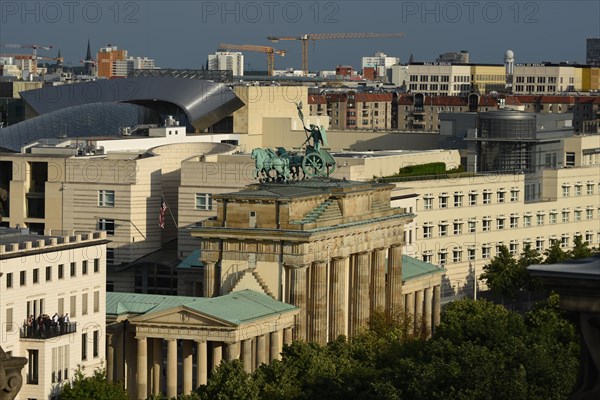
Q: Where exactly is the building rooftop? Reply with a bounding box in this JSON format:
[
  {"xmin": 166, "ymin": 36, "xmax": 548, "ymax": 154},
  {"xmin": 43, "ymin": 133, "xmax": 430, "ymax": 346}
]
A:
[
  {"xmin": 106, "ymin": 289, "xmax": 297, "ymax": 325},
  {"xmin": 402, "ymin": 255, "xmax": 445, "ymax": 281}
]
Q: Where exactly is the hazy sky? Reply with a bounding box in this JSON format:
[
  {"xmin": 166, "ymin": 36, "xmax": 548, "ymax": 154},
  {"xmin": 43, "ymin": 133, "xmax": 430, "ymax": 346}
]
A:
[{"xmin": 1, "ymin": 0, "xmax": 599, "ymax": 71}]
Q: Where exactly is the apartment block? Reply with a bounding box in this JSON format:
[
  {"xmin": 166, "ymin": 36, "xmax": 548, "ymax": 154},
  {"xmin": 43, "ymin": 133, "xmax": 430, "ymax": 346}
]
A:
[{"xmin": 0, "ymin": 229, "xmax": 107, "ymax": 400}]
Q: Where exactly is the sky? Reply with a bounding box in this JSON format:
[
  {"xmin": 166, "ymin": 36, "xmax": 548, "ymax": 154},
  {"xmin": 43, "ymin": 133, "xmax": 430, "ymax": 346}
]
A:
[{"xmin": 1, "ymin": 0, "xmax": 599, "ymax": 71}]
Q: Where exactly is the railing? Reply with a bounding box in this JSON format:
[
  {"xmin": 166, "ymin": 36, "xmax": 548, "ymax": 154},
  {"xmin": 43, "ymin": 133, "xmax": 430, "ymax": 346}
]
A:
[{"xmin": 20, "ymin": 323, "xmax": 77, "ymax": 340}]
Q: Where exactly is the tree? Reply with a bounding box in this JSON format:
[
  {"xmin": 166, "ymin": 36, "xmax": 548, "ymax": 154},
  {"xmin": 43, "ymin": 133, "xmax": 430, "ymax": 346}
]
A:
[
  {"xmin": 517, "ymin": 243, "xmax": 543, "ymax": 292},
  {"xmin": 60, "ymin": 366, "xmax": 128, "ymax": 400},
  {"xmin": 569, "ymin": 235, "xmax": 593, "ymax": 259},
  {"xmin": 480, "ymin": 245, "xmax": 520, "ymax": 298},
  {"xmin": 196, "ymin": 360, "xmax": 259, "ymax": 400},
  {"xmin": 543, "ymin": 241, "xmax": 569, "ymax": 264}
]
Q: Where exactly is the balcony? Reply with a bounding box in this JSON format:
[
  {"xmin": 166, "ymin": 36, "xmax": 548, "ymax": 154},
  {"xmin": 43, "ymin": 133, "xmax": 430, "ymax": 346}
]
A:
[{"xmin": 20, "ymin": 323, "xmax": 77, "ymax": 340}]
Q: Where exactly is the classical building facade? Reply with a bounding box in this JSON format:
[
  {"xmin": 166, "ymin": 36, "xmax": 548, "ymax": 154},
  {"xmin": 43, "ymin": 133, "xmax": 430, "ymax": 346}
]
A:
[
  {"xmin": 0, "ymin": 229, "xmax": 107, "ymax": 400},
  {"xmin": 191, "ymin": 179, "xmax": 442, "ymax": 344}
]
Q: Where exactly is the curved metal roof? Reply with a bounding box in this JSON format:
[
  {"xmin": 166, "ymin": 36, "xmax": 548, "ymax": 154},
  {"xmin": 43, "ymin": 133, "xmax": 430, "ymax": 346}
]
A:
[
  {"xmin": 19, "ymin": 77, "xmax": 245, "ymax": 131},
  {"xmin": 0, "ymin": 102, "xmax": 158, "ymax": 152}
]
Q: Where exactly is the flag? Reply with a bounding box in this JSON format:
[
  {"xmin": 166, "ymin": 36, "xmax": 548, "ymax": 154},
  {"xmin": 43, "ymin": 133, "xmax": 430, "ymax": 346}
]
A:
[{"xmin": 159, "ymin": 196, "xmax": 167, "ymax": 229}]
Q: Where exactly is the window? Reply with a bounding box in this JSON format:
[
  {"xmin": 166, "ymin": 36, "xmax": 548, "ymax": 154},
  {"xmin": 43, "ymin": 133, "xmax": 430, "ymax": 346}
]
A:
[
  {"xmin": 563, "ymin": 185, "xmax": 570, "ymax": 197},
  {"xmin": 468, "ymin": 248, "xmax": 476, "ymax": 261},
  {"xmin": 5, "ymin": 308, "xmax": 13, "ymax": 332},
  {"xmin": 423, "ymin": 197, "xmax": 433, "ymax": 210},
  {"xmin": 468, "ymin": 193, "xmax": 477, "ymax": 206},
  {"xmin": 549, "ymin": 212, "xmax": 557, "ymax": 224},
  {"xmin": 482, "ymin": 245, "xmax": 491, "ymax": 259},
  {"xmin": 97, "ymin": 218, "xmax": 115, "ymax": 236},
  {"xmin": 423, "ymin": 225, "xmax": 432, "ymax": 238},
  {"xmin": 453, "ymin": 222, "xmax": 462, "ymax": 235},
  {"xmin": 82, "ymin": 261, "xmax": 88, "ymax": 275},
  {"xmin": 565, "ymin": 152, "xmax": 575, "ymax": 167},
  {"xmin": 33, "ymin": 268, "xmax": 39, "ymax": 284},
  {"xmin": 482, "ymin": 218, "xmax": 491, "ymax": 232},
  {"xmin": 510, "ymin": 190, "xmax": 519, "ymax": 202},
  {"xmin": 438, "ymin": 251, "xmax": 447, "ymax": 266},
  {"xmin": 28, "ymin": 350, "xmax": 39, "ymax": 384},
  {"xmin": 586, "ymin": 232, "xmax": 594, "ymax": 243},
  {"xmin": 587, "ymin": 183, "xmax": 594, "ymax": 195},
  {"xmin": 70, "ymin": 295, "xmax": 77, "ymax": 318},
  {"xmin": 537, "ymin": 214, "xmax": 544, "ymax": 225},
  {"xmin": 536, "ymin": 239, "xmax": 544, "ymax": 252},
  {"xmin": 94, "ymin": 259, "xmax": 100, "ymax": 273},
  {"xmin": 98, "ymin": 190, "xmax": 115, "ymax": 207},
  {"xmin": 70, "ymin": 262, "xmax": 76, "ymax": 277},
  {"xmin": 496, "ymin": 218, "xmax": 505, "ymax": 230},
  {"xmin": 58, "ymin": 264, "xmax": 64, "ymax": 279},
  {"xmin": 483, "ymin": 192, "xmax": 491, "ymax": 204},
  {"xmin": 452, "ymin": 249, "xmax": 462, "ymax": 263},
  {"xmin": 45, "ymin": 266, "xmax": 52, "ymax": 281},
  {"xmin": 107, "ymin": 249, "xmax": 115, "ymax": 265},
  {"xmin": 439, "ymin": 194, "xmax": 448, "ymax": 209},
  {"xmin": 523, "ymin": 215, "xmax": 532, "ymax": 227},
  {"xmin": 509, "ymin": 242, "xmax": 519, "ymax": 256},
  {"xmin": 575, "ymin": 185, "xmax": 582, "ymax": 196},
  {"xmin": 454, "ymin": 193, "xmax": 463, "ymax": 207},
  {"xmin": 93, "ymin": 331, "xmax": 99, "ymax": 358},
  {"xmin": 497, "ymin": 191, "xmax": 505, "ymax": 203},
  {"xmin": 574, "ymin": 210, "xmax": 582, "ymax": 221},
  {"xmin": 587, "ymin": 208, "xmax": 594, "ymax": 220},
  {"xmin": 562, "ymin": 211, "xmax": 570, "ymax": 223},
  {"xmin": 82, "ymin": 293, "xmax": 88, "ymax": 315},
  {"xmin": 6, "ymin": 272, "xmax": 12, "ymax": 288},
  {"xmin": 82, "ymin": 333, "xmax": 88, "ymax": 360},
  {"xmin": 94, "ymin": 291, "xmax": 100, "ymax": 313},
  {"xmin": 423, "ymin": 252, "xmax": 433, "ymax": 263},
  {"xmin": 468, "ymin": 220, "xmax": 476, "ymax": 233},
  {"xmin": 510, "ymin": 216, "xmax": 519, "ymax": 228},
  {"xmin": 561, "ymin": 235, "xmax": 570, "ymax": 248},
  {"xmin": 195, "ymin": 193, "xmax": 213, "ymax": 210},
  {"xmin": 439, "ymin": 223, "xmax": 448, "ymax": 237},
  {"xmin": 20, "ymin": 271, "xmax": 26, "ymax": 286}
]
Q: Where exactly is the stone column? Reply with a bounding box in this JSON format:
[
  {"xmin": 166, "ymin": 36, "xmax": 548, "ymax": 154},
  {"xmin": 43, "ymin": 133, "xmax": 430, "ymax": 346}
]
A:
[
  {"xmin": 182, "ymin": 340, "xmax": 193, "ymax": 395},
  {"xmin": 242, "ymin": 339, "xmax": 253, "ymax": 373},
  {"xmin": 414, "ymin": 290, "xmax": 424, "ymax": 337},
  {"xmin": 283, "ymin": 328, "xmax": 293, "ymax": 345},
  {"xmin": 288, "ymin": 264, "xmax": 308, "ymax": 341},
  {"xmin": 166, "ymin": 339, "xmax": 177, "ymax": 399},
  {"xmin": 204, "ymin": 262, "xmax": 219, "ymax": 297},
  {"xmin": 386, "ymin": 244, "xmax": 403, "ymax": 316},
  {"xmin": 270, "ymin": 330, "xmax": 281, "ymax": 361},
  {"xmin": 106, "ymin": 334, "xmax": 114, "ymax": 382},
  {"xmin": 136, "ymin": 337, "xmax": 147, "ymax": 400},
  {"xmin": 310, "ymin": 261, "xmax": 328, "ymax": 345},
  {"xmin": 352, "ymin": 252, "xmax": 371, "ymax": 336},
  {"xmin": 114, "ymin": 329, "xmax": 124, "ymax": 388},
  {"xmin": 226, "ymin": 342, "xmax": 240, "ymax": 361},
  {"xmin": 329, "ymin": 256, "xmax": 347, "ymax": 340},
  {"xmin": 196, "ymin": 341, "xmax": 207, "ymax": 387},
  {"xmin": 405, "ymin": 292, "xmax": 415, "ymax": 324},
  {"xmin": 152, "ymin": 338, "xmax": 162, "ymax": 395},
  {"xmin": 423, "ymin": 287, "xmax": 432, "ymax": 338},
  {"xmin": 371, "ymin": 248, "xmax": 387, "ymax": 313},
  {"xmin": 433, "ymin": 285, "xmax": 441, "ymax": 330},
  {"xmin": 212, "ymin": 342, "xmax": 223, "ymax": 370},
  {"xmin": 256, "ymin": 334, "xmax": 267, "ymax": 367}
]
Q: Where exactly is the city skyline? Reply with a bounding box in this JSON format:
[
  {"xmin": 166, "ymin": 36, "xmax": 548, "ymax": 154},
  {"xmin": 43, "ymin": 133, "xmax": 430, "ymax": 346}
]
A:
[{"xmin": 1, "ymin": 0, "xmax": 599, "ymax": 72}]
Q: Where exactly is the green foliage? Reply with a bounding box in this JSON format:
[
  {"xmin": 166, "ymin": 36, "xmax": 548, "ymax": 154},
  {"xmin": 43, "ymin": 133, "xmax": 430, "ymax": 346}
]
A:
[
  {"xmin": 569, "ymin": 235, "xmax": 593, "ymax": 259},
  {"xmin": 397, "ymin": 162, "xmax": 447, "ymax": 176},
  {"xmin": 543, "ymin": 241, "xmax": 569, "ymax": 264},
  {"xmin": 480, "ymin": 245, "xmax": 521, "ymax": 298},
  {"xmin": 196, "ymin": 305, "xmax": 578, "ymax": 400},
  {"xmin": 60, "ymin": 366, "xmax": 128, "ymax": 400}
]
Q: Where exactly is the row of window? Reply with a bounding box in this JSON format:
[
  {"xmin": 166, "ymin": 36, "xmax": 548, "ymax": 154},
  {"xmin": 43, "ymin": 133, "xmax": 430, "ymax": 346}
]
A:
[
  {"xmin": 423, "ymin": 189, "xmax": 522, "ymax": 210},
  {"xmin": 4, "ymin": 259, "xmax": 100, "ymax": 289},
  {"xmin": 422, "ymin": 208, "xmax": 596, "ymax": 238},
  {"xmin": 423, "ymin": 234, "xmax": 597, "ymax": 265},
  {"xmin": 562, "ymin": 182, "xmax": 597, "ymax": 197}
]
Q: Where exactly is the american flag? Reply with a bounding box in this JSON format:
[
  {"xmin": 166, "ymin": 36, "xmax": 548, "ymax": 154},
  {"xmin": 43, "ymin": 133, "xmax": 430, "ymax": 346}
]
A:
[{"xmin": 159, "ymin": 196, "xmax": 167, "ymax": 229}]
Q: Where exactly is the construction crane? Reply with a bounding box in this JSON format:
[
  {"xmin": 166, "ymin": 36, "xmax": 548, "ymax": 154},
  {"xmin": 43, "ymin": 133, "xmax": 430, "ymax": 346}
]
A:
[
  {"xmin": 267, "ymin": 33, "xmax": 406, "ymax": 76},
  {"xmin": 2, "ymin": 44, "xmax": 54, "ymax": 74},
  {"xmin": 218, "ymin": 43, "xmax": 286, "ymax": 77}
]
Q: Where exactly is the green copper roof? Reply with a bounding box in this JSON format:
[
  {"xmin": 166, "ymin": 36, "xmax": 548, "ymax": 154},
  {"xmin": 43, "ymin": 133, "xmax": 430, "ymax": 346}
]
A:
[
  {"xmin": 107, "ymin": 290, "xmax": 297, "ymax": 325},
  {"xmin": 176, "ymin": 249, "xmax": 203, "ymax": 269},
  {"xmin": 402, "ymin": 255, "xmax": 444, "ymax": 281}
]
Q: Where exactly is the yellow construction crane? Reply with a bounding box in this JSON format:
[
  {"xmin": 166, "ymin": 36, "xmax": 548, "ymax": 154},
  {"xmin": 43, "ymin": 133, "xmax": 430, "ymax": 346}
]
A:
[
  {"xmin": 218, "ymin": 43, "xmax": 286, "ymax": 77},
  {"xmin": 267, "ymin": 33, "xmax": 406, "ymax": 76},
  {"xmin": 2, "ymin": 43, "xmax": 54, "ymax": 74}
]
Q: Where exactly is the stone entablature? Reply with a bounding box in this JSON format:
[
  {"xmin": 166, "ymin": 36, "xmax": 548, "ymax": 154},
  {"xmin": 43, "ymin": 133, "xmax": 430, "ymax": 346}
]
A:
[{"xmin": 0, "ymin": 231, "xmax": 107, "ymax": 257}]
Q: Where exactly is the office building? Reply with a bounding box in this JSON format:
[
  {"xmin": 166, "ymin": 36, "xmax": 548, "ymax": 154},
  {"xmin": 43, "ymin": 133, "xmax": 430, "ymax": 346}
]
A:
[{"xmin": 208, "ymin": 51, "xmax": 244, "ymax": 76}]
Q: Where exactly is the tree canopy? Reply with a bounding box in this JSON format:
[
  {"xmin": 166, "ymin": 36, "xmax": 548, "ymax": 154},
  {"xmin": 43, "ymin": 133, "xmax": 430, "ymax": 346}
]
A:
[{"xmin": 60, "ymin": 366, "xmax": 128, "ymax": 400}]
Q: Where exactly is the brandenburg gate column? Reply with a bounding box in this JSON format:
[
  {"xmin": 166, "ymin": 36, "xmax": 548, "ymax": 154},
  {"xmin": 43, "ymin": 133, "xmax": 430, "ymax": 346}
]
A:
[
  {"xmin": 256, "ymin": 334, "xmax": 268, "ymax": 368},
  {"xmin": 287, "ymin": 264, "xmax": 308, "ymax": 341},
  {"xmin": 196, "ymin": 340, "xmax": 208, "ymax": 386},
  {"xmin": 310, "ymin": 260, "xmax": 327, "ymax": 345},
  {"xmin": 423, "ymin": 287, "xmax": 433, "ymax": 338},
  {"xmin": 371, "ymin": 248, "xmax": 387, "ymax": 313},
  {"xmin": 352, "ymin": 251, "xmax": 371, "ymax": 336},
  {"xmin": 152, "ymin": 338, "xmax": 162, "ymax": 395},
  {"xmin": 414, "ymin": 290, "xmax": 424, "ymax": 336},
  {"xmin": 166, "ymin": 339, "xmax": 178, "ymax": 399},
  {"xmin": 433, "ymin": 285, "xmax": 442, "ymax": 331},
  {"xmin": 329, "ymin": 256, "xmax": 348, "ymax": 340},
  {"xmin": 182, "ymin": 340, "xmax": 194, "ymax": 395},
  {"xmin": 135, "ymin": 336, "xmax": 148, "ymax": 400},
  {"xmin": 386, "ymin": 244, "xmax": 404, "ymax": 316}
]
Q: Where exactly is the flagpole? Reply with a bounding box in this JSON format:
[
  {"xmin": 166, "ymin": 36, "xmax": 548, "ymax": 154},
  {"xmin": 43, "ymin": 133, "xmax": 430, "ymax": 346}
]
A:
[{"xmin": 161, "ymin": 194, "xmax": 178, "ymax": 228}]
